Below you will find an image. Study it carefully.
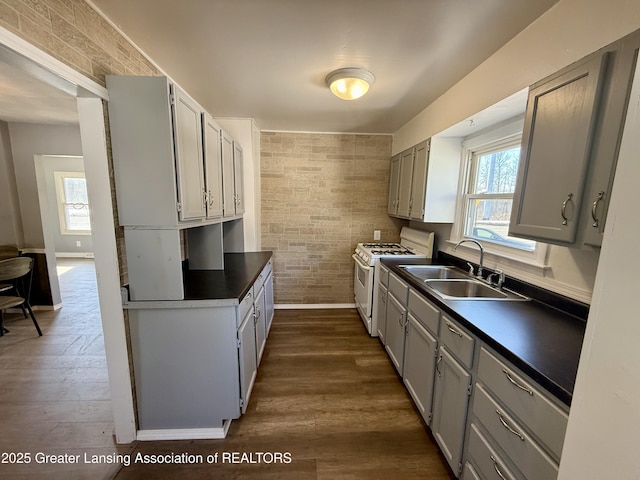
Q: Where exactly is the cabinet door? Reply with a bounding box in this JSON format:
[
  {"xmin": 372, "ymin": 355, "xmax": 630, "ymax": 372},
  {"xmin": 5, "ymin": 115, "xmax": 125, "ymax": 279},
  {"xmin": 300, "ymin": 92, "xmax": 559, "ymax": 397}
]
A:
[
  {"xmin": 396, "ymin": 148, "xmax": 414, "ymax": 218},
  {"xmin": 385, "ymin": 292, "xmax": 407, "ymax": 375},
  {"xmin": 254, "ymin": 285, "xmax": 267, "ymax": 365},
  {"xmin": 264, "ymin": 272, "xmax": 275, "ymax": 335},
  {"xmin": 432, "ymin": 346, "xmax": 472, "ymax": 476},
  {"xmin": 172, "ymin": 85, "xmax": 206, "ymax": 221},
  {"xmin": 202, "ymin": 113, "xmax": 223, "ymax": 219},
  {"xmin": 509, "ymin": 54, "xmax": 607, "ymax": 243},
  {"xmin": 238, "ymin": 307, "xmax": 257, "ymax": 414},
  {"xmin": 409, "ymin": 140, "xmax": 429, "ymax": 220},
  {"xmin": 376, "ymin": 283, "xmax": 388, "ymax": 342},
  {"xmin": 233, "ymin": 141, "xmax": 245, "ymax": 215},
  {"xmin": 221, "ymin": 130, "xmax": 236, "ymax": 217},
  {"xmin": 388, "ymin": 154, "xmax": 401, "ymax": 215},
  {"xmin": 403, "ymin": 313, "xmax": 437, "ymax": 425}
]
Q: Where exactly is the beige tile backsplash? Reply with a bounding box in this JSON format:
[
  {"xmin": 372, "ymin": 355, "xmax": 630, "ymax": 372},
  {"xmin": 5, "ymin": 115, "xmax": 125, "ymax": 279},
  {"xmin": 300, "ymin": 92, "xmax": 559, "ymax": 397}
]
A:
[{"xmin": 261, "ymin": 132, "xmax": 403, "ymax": 305}]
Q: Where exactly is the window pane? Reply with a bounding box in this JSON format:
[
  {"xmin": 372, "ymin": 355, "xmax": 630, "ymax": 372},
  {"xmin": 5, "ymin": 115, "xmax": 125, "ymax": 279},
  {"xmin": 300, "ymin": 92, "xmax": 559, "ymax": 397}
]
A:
[
  {"xmin": 64, "ymin": 204, "xmax": 91, "ymax": 231},
  {"xmin": 473, "ymin": 147, "xmax": 520, "ymax": 194},
  {"xmin": 465, "ymin": 198, "xmax": 535, "ymax": 251},
  {"xmin": 63, "ymin": 177, "xmax": 89, "ymax": 203}
]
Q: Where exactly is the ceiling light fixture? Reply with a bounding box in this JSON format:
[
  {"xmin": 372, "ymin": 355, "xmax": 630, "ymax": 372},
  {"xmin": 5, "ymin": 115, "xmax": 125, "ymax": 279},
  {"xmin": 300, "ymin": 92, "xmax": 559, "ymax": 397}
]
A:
[{"xmin": 325, "ymin": 67, "xmax": 375, "ymax": 100}]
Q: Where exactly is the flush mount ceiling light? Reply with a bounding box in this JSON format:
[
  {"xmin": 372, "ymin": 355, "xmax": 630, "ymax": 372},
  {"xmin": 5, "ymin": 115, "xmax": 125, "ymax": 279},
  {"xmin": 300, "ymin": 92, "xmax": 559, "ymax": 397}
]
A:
[{"xmin": 325, "ymin": 67, "xmax": 375, "ymax": 100}]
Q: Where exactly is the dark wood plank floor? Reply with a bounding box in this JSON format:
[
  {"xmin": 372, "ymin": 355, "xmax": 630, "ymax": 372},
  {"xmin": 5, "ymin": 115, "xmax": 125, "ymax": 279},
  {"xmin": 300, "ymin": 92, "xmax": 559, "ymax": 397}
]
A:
[{"xmin": 114, "ymin": 309, "xmax": 456, "ymax": 480}]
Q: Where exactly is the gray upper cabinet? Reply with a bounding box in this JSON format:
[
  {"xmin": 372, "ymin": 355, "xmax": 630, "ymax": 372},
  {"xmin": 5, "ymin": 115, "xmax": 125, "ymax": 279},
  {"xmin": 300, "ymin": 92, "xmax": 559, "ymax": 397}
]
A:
[
  {"xmin": 388, "ymin": 153, "xmax": 401, "ymax": 215},
  {"xmin": 203, "ymin": 113, "xmax": 224, "ymax": 219},
  {"xmin": 509, "ymin": 54, "xmax": 608, "ymax": 244},
  {"xmin": 389, "ymin": 137, "xmax": 460, "ymax": 223},
  {"xmin": 106, "ymin": 75, "xmax": 242, "ymax": 227},
  {"xmin": 233, "ymin": 141, "xmax": 245, "ymax": 215},
  {"xmin": 173, "ymin": 86, "xmax": 206, "ymax": 221},
  {"xmin": 510, "ymin": 29, "xmax": 640, "ymax": 247}
]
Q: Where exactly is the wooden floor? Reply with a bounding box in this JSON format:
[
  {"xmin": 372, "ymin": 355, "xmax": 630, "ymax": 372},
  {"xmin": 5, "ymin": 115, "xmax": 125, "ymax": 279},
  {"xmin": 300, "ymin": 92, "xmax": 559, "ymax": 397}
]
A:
[
  {"xmin": 0, "ymin": 262, "xmax": 455, "ymax": 479},
  {"xmin": 115, "ymin": 309, "xmax": 456, "ymax": 480}
]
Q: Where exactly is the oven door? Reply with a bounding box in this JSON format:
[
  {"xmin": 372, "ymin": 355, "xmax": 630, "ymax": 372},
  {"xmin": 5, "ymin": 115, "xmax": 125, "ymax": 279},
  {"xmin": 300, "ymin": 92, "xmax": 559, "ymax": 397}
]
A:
[{"xmin": 352, "ymin": 254, "xmax": 374, "ymax": 319}]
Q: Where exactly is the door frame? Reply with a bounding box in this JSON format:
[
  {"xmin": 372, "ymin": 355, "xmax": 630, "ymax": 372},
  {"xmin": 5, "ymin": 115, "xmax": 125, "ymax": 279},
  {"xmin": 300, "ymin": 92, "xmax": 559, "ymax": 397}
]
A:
[{"xmin": 0, "ymin": 27, "xmax": 136, "ymax": 443}]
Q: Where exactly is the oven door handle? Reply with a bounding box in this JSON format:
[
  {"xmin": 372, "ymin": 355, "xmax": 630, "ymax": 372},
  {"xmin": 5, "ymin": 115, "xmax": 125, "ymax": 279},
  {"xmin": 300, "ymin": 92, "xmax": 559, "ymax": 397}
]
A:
[{"xmin": 352, "ymin": 254, "xmax": 372, "ymax": 271}]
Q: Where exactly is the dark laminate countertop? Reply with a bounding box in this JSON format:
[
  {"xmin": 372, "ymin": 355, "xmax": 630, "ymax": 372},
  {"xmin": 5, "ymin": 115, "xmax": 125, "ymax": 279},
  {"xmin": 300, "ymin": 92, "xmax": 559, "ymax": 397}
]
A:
[
  {"xmin": 382, "ymin": 258, "xmax": 587, "ymax": 407},
  {"xmin": 183, "ymin": 251, "xmax": 272, "ymax": 301}
]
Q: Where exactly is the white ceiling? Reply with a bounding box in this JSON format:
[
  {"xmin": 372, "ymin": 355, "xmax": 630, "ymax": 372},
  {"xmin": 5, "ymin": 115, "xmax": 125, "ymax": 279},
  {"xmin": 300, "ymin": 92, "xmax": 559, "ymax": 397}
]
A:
[
  {"xmin": 0, "ymin": 0, "xmax": 558, "ymax": 131},
  {"xmin": 89, "ymin": 0, "xmax": 558, "ymax": 133}
]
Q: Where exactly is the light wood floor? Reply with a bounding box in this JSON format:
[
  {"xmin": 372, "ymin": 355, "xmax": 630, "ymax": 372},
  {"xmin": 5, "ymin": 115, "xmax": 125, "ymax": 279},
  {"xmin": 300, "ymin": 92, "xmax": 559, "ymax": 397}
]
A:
[{"xmin": 1, "ymin": 262, "xmax": 455, "ymax": 479}]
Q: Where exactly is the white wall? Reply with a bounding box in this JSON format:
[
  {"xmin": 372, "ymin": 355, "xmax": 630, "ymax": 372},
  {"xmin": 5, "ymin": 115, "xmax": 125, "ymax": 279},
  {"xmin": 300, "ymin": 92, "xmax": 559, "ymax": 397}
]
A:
[{"xmin": 8, "ymin": 123, "xmax": 83, "ymax": 248}]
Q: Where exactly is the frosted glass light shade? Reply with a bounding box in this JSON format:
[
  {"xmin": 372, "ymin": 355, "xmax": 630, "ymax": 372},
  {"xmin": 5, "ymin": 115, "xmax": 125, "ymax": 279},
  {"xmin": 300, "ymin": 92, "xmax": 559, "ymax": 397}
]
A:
[{"xmin": 325, "ymin": 68, "xmax": 375, "ymax": 100}]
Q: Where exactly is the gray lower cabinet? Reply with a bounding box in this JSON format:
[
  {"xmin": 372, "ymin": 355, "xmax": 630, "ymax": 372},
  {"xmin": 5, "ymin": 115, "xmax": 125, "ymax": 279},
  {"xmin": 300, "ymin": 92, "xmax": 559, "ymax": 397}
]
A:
[
  {"xmin": 376, "ymin": 282, "xmax": 388, "ymax": 342},
  {"xmin": 238, "ymin": 300, "xmax": 257, "ymax": 414},
  {"xmin": 264, "ymin": 271, "xmax": 275, "ymax": 335},
  {"xmin": 254, "ymin": 284, "xmax": 267, "ymax": 365},
  {"xmin": 402, "ymin": 312, "xmax": 438, "ymax": 424},
  {"xmin": 384, "ymin": 291, "xmax": 407, "ymax": 374},
  {"xmin": 432, "ymin": 345, "xmax": 472, "ymax": 475}
]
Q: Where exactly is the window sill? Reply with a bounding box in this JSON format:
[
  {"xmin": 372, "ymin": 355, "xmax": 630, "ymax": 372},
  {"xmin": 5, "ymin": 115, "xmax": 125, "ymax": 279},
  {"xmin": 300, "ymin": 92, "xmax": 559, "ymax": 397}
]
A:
[{"xmin": 443, "ymin": 239, "xmax": 550, "ymax": 273}]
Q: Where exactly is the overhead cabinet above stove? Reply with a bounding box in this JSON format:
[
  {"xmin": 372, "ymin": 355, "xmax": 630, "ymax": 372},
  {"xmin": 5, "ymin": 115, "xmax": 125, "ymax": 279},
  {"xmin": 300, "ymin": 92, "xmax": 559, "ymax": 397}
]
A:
[{"xmin": 388, "ymin": 137, "xmax": 461, "ymax": 223}]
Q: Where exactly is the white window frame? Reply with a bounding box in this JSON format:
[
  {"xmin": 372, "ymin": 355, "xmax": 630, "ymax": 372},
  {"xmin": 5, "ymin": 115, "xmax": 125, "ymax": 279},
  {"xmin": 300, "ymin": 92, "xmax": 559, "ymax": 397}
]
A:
[
  {"xmin": 450, "ymin": 116, "xmax": 549, "ymax": 269},
  {"xmin": 53, "ymin": 171, "xmax": 92, "ymax": 235}
]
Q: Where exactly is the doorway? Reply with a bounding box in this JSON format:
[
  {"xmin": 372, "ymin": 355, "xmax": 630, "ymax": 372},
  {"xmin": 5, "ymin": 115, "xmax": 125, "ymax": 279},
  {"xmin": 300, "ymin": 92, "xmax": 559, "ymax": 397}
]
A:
[{"xmin": 0, "ymin": 32, "xmax": 135, "ymax": 443}]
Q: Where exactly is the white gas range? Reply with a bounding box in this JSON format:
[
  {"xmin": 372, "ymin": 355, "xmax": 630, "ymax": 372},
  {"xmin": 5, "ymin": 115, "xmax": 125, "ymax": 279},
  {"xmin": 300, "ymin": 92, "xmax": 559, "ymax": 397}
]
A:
[{"xmin": 352, "ymin": 227, "xmax": 434, "ymax": 336}]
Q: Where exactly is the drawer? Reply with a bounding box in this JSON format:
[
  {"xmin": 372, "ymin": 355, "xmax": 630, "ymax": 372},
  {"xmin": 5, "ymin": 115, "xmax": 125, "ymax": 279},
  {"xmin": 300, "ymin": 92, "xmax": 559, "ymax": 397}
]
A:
[
  {"xmin": 467, "ymin": 423, "xmax": 518, "ymax": 480},
  {"xmin": 238, "ymin": 289, "xmax": 254, "ymax": 328},
  {"xmin": 254, "ymin": 260, "xmax": 272, "ymax": 293},
  {"xmin": 478, "ymin": 347, "xmax": 568, "ymax": 459},
  {"xmin": 379, "ymin": 264, "xmax": 390, "ymax": 287},
  {"xmin": 473, "ymin": 384, "xmax": 558, "ymax": 480},
  {"xmin": 408, "ymin": 289, "xmax": 439, "ymax": 335},
  {"xmin": 440, "ymin": 316, "xmax": 475, "ymax": 368},
  {"xmin": 388, "ymin": 272, "xmax": 409, "ymax": 305}
]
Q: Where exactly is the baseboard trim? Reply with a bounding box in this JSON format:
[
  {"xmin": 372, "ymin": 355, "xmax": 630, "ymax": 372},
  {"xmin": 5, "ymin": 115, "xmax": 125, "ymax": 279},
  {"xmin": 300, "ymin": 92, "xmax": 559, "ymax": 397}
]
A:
[
  {"xmin": 136, "ymin": 420, "xmax": 231, "ymax": 441},
  {"xmin": 8, "ymin": 303, "xmax": 61, "ymax": 312},
  {"xmin": 275, "ymin": 303, "xmax": 356, "ymax": 310}
]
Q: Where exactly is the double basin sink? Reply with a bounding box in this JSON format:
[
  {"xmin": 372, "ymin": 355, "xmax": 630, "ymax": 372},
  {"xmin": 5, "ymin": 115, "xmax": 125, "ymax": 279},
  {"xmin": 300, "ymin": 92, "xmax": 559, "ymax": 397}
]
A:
[{"xmin": 399, "ymin": 265, "xmax": 528, "ymax": 301}]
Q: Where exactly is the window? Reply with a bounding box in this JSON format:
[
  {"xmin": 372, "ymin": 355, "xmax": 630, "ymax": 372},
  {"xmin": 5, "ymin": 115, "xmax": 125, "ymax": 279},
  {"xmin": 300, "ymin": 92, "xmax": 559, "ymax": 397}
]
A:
[
  {"xmin": 463, "ymin": 140, "xmax": 535, "ymax": 252},
  {"xmin": 54, "ymin": 172, "xmax": 91, "ymax": 234}
]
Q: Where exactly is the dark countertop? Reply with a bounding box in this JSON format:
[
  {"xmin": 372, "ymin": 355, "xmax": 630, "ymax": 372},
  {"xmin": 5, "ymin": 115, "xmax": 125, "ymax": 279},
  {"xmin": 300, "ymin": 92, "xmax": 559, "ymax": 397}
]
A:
[
  {"xmin": 382, "ymin": 258, "xmax": 586, "ymax": 407},
  {"xmin": 183, "ymin": 251, "xmax": 272, "ymax": 301}
]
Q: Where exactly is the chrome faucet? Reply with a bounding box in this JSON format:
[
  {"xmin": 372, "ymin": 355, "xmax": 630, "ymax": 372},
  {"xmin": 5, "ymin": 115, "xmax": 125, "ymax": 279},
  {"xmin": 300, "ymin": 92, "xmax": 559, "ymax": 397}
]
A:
[{"xmin": 453, "ymin": 239, "xmax": 484, "ymax": 278}]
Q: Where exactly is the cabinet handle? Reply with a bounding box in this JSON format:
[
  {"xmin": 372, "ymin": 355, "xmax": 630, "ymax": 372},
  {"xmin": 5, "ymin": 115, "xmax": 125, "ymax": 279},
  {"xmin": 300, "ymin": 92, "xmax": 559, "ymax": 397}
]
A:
[
  {"xmin": 490, "ymin": 455, "xmax": 508, "ymax": 480},
  {"xmin": 398, "ymin": 312, "xmax": 404, "ymax": 328},
  {"xmin": 436, "ymin": 354, "xmax": 442, "ymax": 377},
  {"xmin": 256, "ymin": 308, "xmax": 261, "ymax": 320},
  {"xmin": 591, "ymin": 191, "xmax": 605, "ymax": 227},
  {"xmin": 382, "ymin": 292, "xmax": 386, "ymax": 304},
  {"xmin": 561, "ymin": 192, "xmax": 573, "ymax": 225},
  {"xmin": 208, "ymin": 190, "xmax": 214, "ymax": 207},
  {"xmin": 203, "ymin": 189, "xmax": 208, "ymax": 208},
  {"xmin": 496, "ymin": 410, "xmax": 525, "ymax": 441},
  {"xmin": 502, "ymin": 368, "xmax": 534, "ymax": 396},
  {"xmin": 446, "ymin": 322, "xmax": 463, "ymax": 337}
]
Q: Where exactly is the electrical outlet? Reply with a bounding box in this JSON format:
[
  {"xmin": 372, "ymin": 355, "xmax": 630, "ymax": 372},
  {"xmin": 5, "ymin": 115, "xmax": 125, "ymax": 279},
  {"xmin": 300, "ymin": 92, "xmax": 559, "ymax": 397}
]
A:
[
  {"xmin": 76, "ymin": 241, "xmax": 82, "ymax": 247},
  {"xmin": 374, "ymin": 230, "xmax": 381, "ymax": 240}
]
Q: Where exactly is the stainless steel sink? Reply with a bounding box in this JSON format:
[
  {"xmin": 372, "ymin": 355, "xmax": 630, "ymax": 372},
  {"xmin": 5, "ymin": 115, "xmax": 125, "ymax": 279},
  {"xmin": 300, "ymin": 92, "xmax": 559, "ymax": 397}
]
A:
[
  {"xmin": 399, "ymin": 265, "xmax": 469, "ymax": 281},
  {"xmin": 424, "ymin": 279, "xmax": 529, "ymax": 301}
]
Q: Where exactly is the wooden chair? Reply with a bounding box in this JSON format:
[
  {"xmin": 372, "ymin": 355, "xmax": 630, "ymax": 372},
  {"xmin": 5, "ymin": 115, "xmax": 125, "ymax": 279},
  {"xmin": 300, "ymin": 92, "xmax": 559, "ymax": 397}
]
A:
[
  {"xmin": 0, "ymin": 257, "xmax": 42, "ymax": 337},
  {"xmin": 0, "ymin": 245, "xmax": 19, "ymax": 294}
]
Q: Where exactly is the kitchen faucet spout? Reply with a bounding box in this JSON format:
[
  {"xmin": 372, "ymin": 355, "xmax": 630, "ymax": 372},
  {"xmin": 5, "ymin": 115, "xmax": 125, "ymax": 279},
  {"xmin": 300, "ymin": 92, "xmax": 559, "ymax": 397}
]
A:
[{"xmin": 453, "ymin": 239, "xmax": 484, "ymax": 278}]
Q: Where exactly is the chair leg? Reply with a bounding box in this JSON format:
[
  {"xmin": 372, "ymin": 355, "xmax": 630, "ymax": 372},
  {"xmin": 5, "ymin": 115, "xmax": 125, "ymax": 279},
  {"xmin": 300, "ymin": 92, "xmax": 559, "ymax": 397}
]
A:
[
  {"xmin": 24, "ymin": 302, "xmax": 42, "ymax": 337},
  {"xmin": 0, "ymin": 310, "xmax": 5, "ymax": 336},
  {"xmin": 20, "ymin": 304, "xmax": 28, "ymax": 319}
]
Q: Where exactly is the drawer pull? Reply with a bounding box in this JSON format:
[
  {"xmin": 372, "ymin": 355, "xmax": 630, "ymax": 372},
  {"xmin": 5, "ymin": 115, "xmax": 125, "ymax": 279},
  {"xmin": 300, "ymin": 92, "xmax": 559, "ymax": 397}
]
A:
[
  {"xmin": 496, "ymin": 410, "xmax": 525, "ymax": 441},
  {"xmin": 446, "ymin": 322, "xmax": 463, "ymax": 337},
  {"xmin": 490, "ymin": 455, "xmax": 508, "ymax": 480},
  {"xmin": 502, "ymin": 368, "xmax": 534, "ymax": 396}
]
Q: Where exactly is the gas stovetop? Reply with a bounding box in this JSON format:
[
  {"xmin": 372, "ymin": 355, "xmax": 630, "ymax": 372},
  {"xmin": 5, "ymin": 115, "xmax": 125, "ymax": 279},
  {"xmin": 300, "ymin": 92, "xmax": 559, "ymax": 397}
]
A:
[{"xmin": 354, "ymin": 242, "xmax": 421, "ymax": 265}]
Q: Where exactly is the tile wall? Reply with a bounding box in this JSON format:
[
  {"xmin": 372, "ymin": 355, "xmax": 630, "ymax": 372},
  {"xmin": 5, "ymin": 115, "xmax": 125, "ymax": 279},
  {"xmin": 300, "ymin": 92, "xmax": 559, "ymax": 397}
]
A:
[{"xmin": 261, "ymin": 132, "xmax": 404, "ymax": 305}]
